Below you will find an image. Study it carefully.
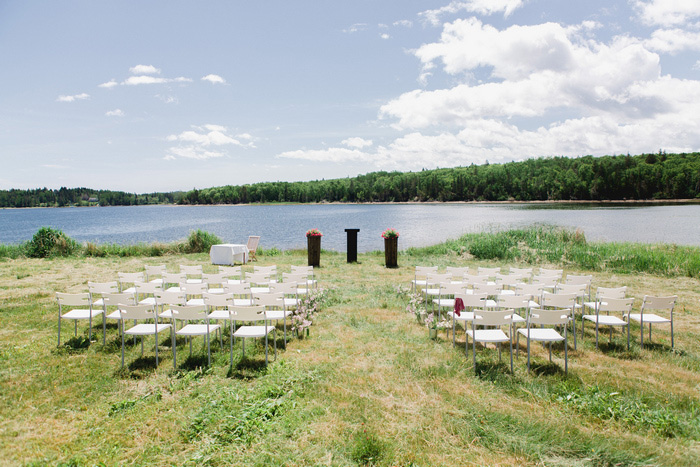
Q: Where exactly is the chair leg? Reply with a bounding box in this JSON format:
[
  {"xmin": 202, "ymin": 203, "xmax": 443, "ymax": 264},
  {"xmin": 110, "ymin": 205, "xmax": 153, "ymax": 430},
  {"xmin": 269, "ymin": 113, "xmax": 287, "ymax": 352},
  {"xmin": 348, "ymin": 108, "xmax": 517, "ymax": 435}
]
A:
[{"xmin": 58, "ymin": 316, "xmax": 62, "ymax": 346}]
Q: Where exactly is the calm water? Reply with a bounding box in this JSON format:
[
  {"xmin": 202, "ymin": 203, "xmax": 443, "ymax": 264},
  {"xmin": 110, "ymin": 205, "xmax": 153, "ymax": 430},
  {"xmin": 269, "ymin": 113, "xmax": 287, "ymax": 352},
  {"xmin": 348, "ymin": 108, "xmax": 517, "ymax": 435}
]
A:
[{"xmin": 1, "ymin": 203, "xmax": 699, "ymax": 252}]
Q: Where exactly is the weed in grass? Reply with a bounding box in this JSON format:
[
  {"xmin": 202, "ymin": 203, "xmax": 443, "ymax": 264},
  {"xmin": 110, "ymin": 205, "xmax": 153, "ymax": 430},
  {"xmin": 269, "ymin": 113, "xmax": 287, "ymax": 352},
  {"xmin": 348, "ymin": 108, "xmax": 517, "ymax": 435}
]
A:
[
  {"xmin": 63, "ymin": 336, "xmax": 91, "ymax": 351},
  {"xmin": 350, "ymin": 425, "xmax": 387, "ymax": 466},
  {"xmin": 109, "ymin": 391, "xmax": 162, "ymax": 417}
]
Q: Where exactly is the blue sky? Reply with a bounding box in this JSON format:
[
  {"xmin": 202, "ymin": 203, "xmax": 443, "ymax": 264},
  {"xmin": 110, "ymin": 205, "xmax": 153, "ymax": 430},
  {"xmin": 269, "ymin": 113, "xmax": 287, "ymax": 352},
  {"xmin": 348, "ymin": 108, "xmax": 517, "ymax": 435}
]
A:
[{"xmin": 2, "ymin": 0, "xmax": 700, "ymax": 192}]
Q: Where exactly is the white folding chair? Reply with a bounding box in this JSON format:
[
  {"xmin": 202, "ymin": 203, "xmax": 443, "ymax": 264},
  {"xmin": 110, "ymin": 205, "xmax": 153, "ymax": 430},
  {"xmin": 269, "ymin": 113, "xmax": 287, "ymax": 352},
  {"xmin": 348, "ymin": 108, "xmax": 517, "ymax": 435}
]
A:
[
  {"xmin": 447, "ymin": 292, "xmax": 487, "ymax": 347},
  {"xmin": 467, "ymin": 309, "xmax": 514, "ymax": 373},
  {"xmin": 517, "ymin": 308, "xmax": 570, "ymax": 375},
  {"xmin": 119, "ymin": 303, "xmax": 171, "ymax": 368},
  {"xmin": 247, "ymin": 235, "xmax": 261, "ymax": 262},
  {"xmin": 56, "ymin": 292, "xmax": 104, "ymax": 345},
  {"xmin": 231, "ymin": 305, "xmax": 276, "ymax": 365},
  {"xmin": 582, "ymin": 297, "xmax": 633, "ymax": 349},
  {"xmin": 170, "ymin": 304, "xmax": 220, "ymax": 367},
  {"xmin": 628, "ymin": 295, "xmax": 677, "ymax": 349}
]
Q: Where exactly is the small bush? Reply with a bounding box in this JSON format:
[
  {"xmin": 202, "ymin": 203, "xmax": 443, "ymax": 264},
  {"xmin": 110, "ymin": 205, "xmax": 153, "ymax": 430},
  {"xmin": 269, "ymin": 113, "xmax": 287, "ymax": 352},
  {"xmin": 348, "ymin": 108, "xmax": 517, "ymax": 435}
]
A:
[
  {"xmin": 26, "ymin": 227, "xmax": 79, "ymax": 258},
  {"xmin": 184, "ymin": 229, "xmax": 222, "ymax": 253}
]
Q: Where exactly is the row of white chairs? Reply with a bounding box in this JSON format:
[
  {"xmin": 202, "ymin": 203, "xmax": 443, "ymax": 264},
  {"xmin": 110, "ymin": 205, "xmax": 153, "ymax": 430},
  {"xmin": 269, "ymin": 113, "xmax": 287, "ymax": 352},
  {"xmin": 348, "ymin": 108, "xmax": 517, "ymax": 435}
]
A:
[
  {"xmin": 56, "ymin": 292, "xmax": 280, "ymax": 368},
  {"xmin": 412, "ymin": 266, "xmax": 576, "ymax": 292},
  {"xmin": 413, "ymin": 270, "xmax": 677, "ymax": 373}
]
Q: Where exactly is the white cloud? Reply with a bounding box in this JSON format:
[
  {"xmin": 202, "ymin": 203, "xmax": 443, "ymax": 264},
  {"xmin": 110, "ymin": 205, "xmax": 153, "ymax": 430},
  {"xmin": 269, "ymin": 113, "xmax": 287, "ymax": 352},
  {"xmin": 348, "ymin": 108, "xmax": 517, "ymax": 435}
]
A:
[
  {"xmin": 283, "ymin": 14, "xmax": 700, "ymax": 172},
  {"xmin": 380, "ymin": 33, "xmax": 391, "ymax": 40},
  {"xmin": 342, "ymin": 137, "xmax": 373, "ymax": 148},
  {"xmin": 343, "ymin": 23, "xmax": 367, "ymax": 33},
  {"xmin": 381, "ymin": 19, "xmax": 663, "ymax": 129},
  {"xmin": 644, "ymin": 27, "xmax": 700, "ymax": 53},
  {"xmin": 105, "ymin": 109, "xmax": 124, "ymax": 117},
  {"xmin": 202, "ymin": 74, "xmax": 226, "ymax": 84},
  {"xmin": 634, "ymin": 0, "xmax": 700, "ymax": 27},
  {"xmin": 393, "ymin": 19, "xmax": 413, "ymax": 28},
  {"xmin": 420, "ymin": 0, "xmax": 525, "ymax": 26},
  {"xmin": 123, "ymin": 75, "xmax": 192, "ymax": 85},
  {"xmin": 156, "ymin": 94, "xmax": 179, "ymax": 104},
  {"xmin": 166, "ymin": 124, "xmax": 255, "ymax": 160},
  {"xmin": 98, "ymin": 80, "xmax": 118, "ymax": 89},
  {"xmin": 56, "ymin": 93, "xmax": 90, "ymax": 102},
  {"xmin": 129, "ymin": 64, "xmax": 161, "ymax": 75}
]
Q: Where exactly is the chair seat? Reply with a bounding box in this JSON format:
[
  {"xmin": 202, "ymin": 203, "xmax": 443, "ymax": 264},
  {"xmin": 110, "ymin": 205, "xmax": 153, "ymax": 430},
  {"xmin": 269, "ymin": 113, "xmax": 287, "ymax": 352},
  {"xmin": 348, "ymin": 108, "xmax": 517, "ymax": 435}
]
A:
[
  {"xmin": 206, "ymin": 287, "xmax": 225, "ymax": 294},
  {"xmin": 517, "ymin": 328, "xmax": 565, "ymax": 342},
  {"xmin": 92, "ymin": 299, "xmax": 105, "ymax": 307},
  {"xmin": 628, "ymin": 313, "xmax": 670, "ymax": 324},
  {"xmin": 61, "ymin": 308, "xmax": 103, "ymax": 320},
  {"xmin": 511, "ymin": 313, "xmax": 526, "ymax": 323},
  {"xmin": 185, "ymin": 279, "xmax": 203, "ymax": 284},
  {"xmin": 467, "ymin": 329, "xmax": 510, "ymax": 343},
  {"xmin": 106, "ymin": 310, "xmax": 124, "ymax": 320},
  {"xmin": 447, "ymin": 311, "xmax": 475, "ymax": 321},
  {"xmin": 122, "ymin": 287, "xmax": 137, "ymax": 294},
  {"xmin": 282, "ymin": 298, "xmax": 299, "ymax": 308},
  {"xmin": 233, "ymin": 325, "xmax": 275, "ymax": 338},
  {"xmin": 251, "ymin": 287, "xmax": 270, "ymax": 294},
  {"xmin": 138, "ymin": 297, "xmax": 157, "ymax": 306},
  {"xmin": 435, "ymin": 298, "xmax": 455, "ymax": 308},
  {"xmin": 207, "ymin": 310, "xmax": 232, "ymax": 320},
  {"xmin": 226, "ymin": 279, "xmax": 243, "ymax": 285},
  {"xmin": 582, "ymin": 315, "xmax": 627, "ymax": 326},
  {"xmin": 176, "ymin": 323, "xmax": 221, "ymax": 336},
  {"xmin": 233, "ymin": 298, "xmax": 254, "ymax": 306},
  {"xmin": 124, "ymin": 323, "xmax": 171, "ymax": 336},
  {"xmin": 186, "ymin": 298, "xmax": 205, "ymax": 306},
  {"xmin": 265, "ymin": 309, "xmax": 293, "ymax": 320},
  {"xmin": 159, "ymin": 308, "xmax": 174, "ymax": 319},
  {"xmin": 424, "ymin": 288, "xmax": 440, "ymax": 296}
]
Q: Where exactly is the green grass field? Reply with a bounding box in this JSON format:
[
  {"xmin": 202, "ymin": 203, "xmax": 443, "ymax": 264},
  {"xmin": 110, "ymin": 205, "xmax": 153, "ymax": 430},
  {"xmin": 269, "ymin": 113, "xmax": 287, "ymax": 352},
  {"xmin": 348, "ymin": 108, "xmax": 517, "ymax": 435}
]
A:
[{"xmin": 1, "ymin": 230, "xmax": 699, "ymax": 466}]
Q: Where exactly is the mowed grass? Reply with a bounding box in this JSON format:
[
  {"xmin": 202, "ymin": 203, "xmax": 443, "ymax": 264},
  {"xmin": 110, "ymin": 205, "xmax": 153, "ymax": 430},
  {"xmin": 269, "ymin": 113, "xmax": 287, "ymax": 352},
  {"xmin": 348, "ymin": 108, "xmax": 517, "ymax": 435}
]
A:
[{"xmin": 0, "ymin": 243, "xmax": 699, "ymax": 466}]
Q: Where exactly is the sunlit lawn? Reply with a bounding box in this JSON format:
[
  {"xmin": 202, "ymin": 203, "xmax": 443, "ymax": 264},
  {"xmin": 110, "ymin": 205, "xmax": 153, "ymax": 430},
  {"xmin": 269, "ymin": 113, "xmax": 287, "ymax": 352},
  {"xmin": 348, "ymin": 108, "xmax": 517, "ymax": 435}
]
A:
[{"xmin": 1, "ymin": 245, "xmax": 699, "ymax": 466}]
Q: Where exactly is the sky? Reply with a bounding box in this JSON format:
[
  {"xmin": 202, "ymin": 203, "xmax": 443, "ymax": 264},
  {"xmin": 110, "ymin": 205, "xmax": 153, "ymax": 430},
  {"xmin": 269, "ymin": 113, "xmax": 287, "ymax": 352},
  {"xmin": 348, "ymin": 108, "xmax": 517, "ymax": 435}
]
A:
[{"xmin": 2, "ymin": 0, "xmax": 700, "ymax": 193}]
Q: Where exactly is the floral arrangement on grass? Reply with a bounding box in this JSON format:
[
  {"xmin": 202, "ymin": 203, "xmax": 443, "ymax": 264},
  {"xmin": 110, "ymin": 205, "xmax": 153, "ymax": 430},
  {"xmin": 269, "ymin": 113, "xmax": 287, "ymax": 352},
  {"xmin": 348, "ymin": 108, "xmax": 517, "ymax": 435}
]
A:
[
  {"xmin": 292, "ymin": 288, "xmax": 327, "ymax": 334},
  {"xmin": 306, "ymin": 228, "xmax": 323, "ymax": 237},
  {"xmin": 424, "ymin": 312, "xmax": 450, "ymax": 330},
  {"xmin": 381, "ymin": 228, "xmax": 399, "ymax": 239}
]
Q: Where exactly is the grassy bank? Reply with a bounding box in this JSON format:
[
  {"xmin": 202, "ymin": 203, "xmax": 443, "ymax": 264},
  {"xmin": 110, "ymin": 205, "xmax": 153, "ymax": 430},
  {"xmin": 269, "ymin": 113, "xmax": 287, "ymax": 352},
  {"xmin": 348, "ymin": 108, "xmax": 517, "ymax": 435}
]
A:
[{"xmin": 0, "ymin": 232, "xmax": 699, "ymax": 465}]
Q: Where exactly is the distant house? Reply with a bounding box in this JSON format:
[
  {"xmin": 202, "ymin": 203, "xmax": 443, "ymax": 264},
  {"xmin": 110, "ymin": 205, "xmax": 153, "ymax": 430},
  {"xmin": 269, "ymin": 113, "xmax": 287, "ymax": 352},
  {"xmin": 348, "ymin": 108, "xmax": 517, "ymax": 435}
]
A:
[{"xmin": 88, "ymin": 197, "xmax": 98, "ymax": 203}]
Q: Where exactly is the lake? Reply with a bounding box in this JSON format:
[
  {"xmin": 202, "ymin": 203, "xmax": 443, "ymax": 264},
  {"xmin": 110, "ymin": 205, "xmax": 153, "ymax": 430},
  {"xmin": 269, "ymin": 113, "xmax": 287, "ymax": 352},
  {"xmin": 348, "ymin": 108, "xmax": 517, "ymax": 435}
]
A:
[{"xmin": 1, "ymin": 203, "xmax": 699, "ymax": 253}]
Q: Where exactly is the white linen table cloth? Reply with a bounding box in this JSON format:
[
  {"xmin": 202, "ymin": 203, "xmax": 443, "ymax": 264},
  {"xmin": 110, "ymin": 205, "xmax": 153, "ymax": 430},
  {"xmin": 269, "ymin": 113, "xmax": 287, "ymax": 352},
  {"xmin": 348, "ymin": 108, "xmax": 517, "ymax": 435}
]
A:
[{"xmin": 210, "ymin": 244, "xmax": 248, "ymax": 265}]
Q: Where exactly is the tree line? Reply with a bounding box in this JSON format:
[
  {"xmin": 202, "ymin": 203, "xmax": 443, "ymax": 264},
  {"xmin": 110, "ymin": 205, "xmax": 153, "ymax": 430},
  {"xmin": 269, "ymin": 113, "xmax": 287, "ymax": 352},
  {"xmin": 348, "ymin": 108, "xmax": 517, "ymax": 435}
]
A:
[
  {"xmin": 0, "ymin": 187, "xmax": 183, "ymax": 208},
  {"xmin": 182, "ymin": 152, "xmax": 700, "ymax": 204},
  {"xmin": 1, "ymin": 152, "xmax": 699, "ymax": 208}
]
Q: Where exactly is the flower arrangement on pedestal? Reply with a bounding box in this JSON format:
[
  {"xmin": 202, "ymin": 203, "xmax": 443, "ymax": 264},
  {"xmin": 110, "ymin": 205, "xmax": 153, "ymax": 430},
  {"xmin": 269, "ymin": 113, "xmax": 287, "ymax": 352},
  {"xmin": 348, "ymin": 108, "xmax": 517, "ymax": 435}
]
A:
[
  {"xmin": 306, "ymin": 228, "xmax": 323, "ymax": 237},
  {"xmin": 381, "ymin": 228, "xmax": 399, "ymax": 239}
]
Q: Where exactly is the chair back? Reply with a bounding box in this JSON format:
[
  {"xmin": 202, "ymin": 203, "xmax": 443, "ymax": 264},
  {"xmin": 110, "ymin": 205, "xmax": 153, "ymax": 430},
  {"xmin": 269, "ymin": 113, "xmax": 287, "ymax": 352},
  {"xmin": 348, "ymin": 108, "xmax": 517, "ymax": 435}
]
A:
[
  {"xmin": 170, "ymin": 304, "xmax": 209, "ymax": 321},
  {"xmin": 270, "ymin": 281, "xmax": 299, "ymax": 295},
  {"xmin": 203, "ymin": 292, "xmax": 234, "ymax": 308},
  {"xmin": 202, "ymin": 273, "xmax": 228, "ymax": 286},
  {"xmin": 134, "ymin": 281, "xmax": 163, "ymax": 298},
  {"xmin": 528, "ymin": 308, "xmax": 570, "ymax": 326},
  {"xmin": 102, "ymin": 292, "xmax": 136, "ymax": 307},
  {"xmin": 496, "ymin": 294, "xmax": 529, "ymax": 311},
  {"xmin": 538, "ymin": 268, "xmax": 563, "ymax": 278},
  {"xmin": 516, "ymin": 283, "xmax": 544, "ymax": 297},
  {"xmin": 118, "ymin": 272, "xmax": 145, "ymax": 292},
  {"xmin": 474, "ymin": 309, "xmax": 513, "ymax": 327},
  {"xmin": 154, "ymin": 290, "xmax": 187, "ymax": 306},
  {"xmin": 219, "ymin": 266, "xmax": 243, "ymax": 283},
  {"xmin": 532, "ymin": 275, "xmax": 559, "ymax": 287},
  {"xmin": 438, "ymin": 282, "xmax": 467, "ymax": 296},
  {"xmin": 445, "ymin": 266, "xmax": 469, "ymax": 281},
  {"xmin": 245, "ymin": 272, "xmax": 272, "ymax": 286},
  {"xmin": 119, "ymin": 303, "xmax": 157, "ymax": 320},
  {"xmin": 282, "ymin": 272, "xmax": 307, "ymax": 284},
  {"xmin": 56, "ymin": 292, "xmax": 91, "ymax": 307},
  {"xmin": 541, "ymin": 292, "xmax": 577, "ymax": 309},
  {"xmin": 509, "ymin": 267, "xmax": 533, "ymax": 277},
  {"xmin": 598, "ymin": 297, "xmax": 634, "ymax": 314},
  {"xmin": 425, "ymin": 273, "xmax": 451, "ymax": 286},
  {"xmin": 255, "ymin": 292, "xmax": 285, "ymax": 309},
  {"xmin": 454, "ymin": 292, "xmax": 488, "ymax": 308},
  {"xmin": 162, "ymin": 273, "xmax": 187, "ymax": 288},
  {"xmin": 230, "ymin": 305, "xmax": 268, "ymax": 322},
  {"xmin": 254, "ymin": 265, "xmax": 276, "ymax": 275},
  {"xmin": 247, "ymin": 235, "xmax": 261, "ymax": 252},
  {"xmin": 477, "ymin": 267, "xmax": 501, "ymax": 277},
  {"xmin": 181, "ymin": 282, "xmax": 208, "ymax": 300},
  {"xmin": 596, "ymin": 286, "xmax": 627, "ymax": 299},
  {"xmin": 223, "ymin": 282, "xmax": 254, "ymax": 305},
  {"xmin": 474, "ymin": 282, "xmax": 502, "ymax": 297},
  {"xmin": 463, "ymin": 273, "xmax": 490, "ymax": 285},
  {"xmin": 88, "ymin": 281, "xmax": 119, "ymax": 295},
  {"xmin": 641, "ymin": 295, "xmax": 676, "ymax": 312},
  {"xmin": 144, "ymin": 265, "xmax": 166, "ymax": 282}
]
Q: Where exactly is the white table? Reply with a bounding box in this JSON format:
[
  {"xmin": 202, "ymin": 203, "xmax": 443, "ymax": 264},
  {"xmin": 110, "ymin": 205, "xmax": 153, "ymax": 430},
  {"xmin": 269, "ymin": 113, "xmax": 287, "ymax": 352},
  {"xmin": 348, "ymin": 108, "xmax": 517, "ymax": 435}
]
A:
[{"xmin": 209, "ymin": 244, "xmax": 248, "ymax": 265}]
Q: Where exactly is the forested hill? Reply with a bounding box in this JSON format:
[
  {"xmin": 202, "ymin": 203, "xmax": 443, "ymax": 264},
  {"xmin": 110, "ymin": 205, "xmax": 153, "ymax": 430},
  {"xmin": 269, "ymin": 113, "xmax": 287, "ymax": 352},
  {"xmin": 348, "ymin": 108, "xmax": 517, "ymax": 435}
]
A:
[
  {"xmin": 1, "ymin": 153, "xmax": 699, "ymax": 208},
  {"xmin": 182, "ymin": 153, "xmax": 700, "ymax": 204}
]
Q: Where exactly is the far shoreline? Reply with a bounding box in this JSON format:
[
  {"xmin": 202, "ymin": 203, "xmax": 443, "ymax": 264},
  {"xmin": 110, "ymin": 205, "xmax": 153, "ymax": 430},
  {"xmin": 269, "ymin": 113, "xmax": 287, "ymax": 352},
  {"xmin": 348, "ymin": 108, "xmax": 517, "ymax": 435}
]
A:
[{"xmin": 3, "ymin": 198, "xmax": 700, "ymax": 210}]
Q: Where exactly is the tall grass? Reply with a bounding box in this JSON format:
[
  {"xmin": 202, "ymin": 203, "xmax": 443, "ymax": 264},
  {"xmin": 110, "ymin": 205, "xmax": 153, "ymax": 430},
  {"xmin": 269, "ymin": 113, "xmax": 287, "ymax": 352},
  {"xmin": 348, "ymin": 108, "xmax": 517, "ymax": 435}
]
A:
[{"xmin": 406, "ymin": 225, "xmax": 700, "ymax": 278}]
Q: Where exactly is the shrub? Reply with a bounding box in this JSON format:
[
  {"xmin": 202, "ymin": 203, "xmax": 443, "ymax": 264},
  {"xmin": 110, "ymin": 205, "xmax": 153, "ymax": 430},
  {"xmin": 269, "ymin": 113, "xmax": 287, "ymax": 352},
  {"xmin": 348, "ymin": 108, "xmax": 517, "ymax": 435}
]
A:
[
  {"xmin": 26, "ymin": 227, "xmax": 79, "ymax": 258},
  {"xmin": 184, "ymin": 229, "xmax": 222, "ymax": 253}
]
